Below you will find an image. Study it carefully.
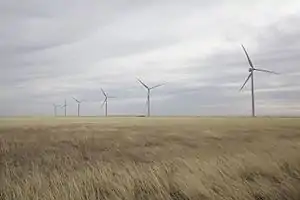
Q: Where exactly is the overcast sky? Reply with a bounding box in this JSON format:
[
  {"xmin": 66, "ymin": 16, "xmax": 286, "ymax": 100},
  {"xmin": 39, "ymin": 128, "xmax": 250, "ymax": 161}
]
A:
[{"xmin": 1, "ymin": 0, "xmax": 300, "ymax": 116}]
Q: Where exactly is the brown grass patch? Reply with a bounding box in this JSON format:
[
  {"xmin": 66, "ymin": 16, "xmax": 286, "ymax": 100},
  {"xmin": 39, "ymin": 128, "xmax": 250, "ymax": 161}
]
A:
[{"xmin": 0, "ymin": 117, "xmax": 300, "ymax": 200}]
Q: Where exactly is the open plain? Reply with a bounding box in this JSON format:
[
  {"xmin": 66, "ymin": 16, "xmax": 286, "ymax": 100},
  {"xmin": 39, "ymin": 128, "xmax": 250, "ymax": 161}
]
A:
[{"xmin": 0, "ymin": 117, "xmax": 300, "ymax": 200}]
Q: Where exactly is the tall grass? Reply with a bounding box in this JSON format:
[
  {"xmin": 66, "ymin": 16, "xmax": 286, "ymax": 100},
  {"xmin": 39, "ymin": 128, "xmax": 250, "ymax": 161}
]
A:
[{"xmin": 0, "ymin": 117, "xmax": 300, "ymax": 200}]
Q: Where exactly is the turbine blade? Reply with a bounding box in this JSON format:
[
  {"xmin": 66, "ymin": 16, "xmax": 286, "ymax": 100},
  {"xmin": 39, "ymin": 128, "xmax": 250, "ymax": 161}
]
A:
[
  {"xmin": 137, "ymin": 78, "xmax": 149, "ymax": 89},
  {"xmin": 255, "ymin": 68, "xmax": 279, "ymax": 74},
  {"xmin": 150, "ymin": 83, "xmax": 165, "ymax": 89},
  {"xmin": 61, "ymin": 100, "xmax": 67, "ymax": 108},
  {"xmin": 101, "ymin": 99, "xmax": 106, "ymax": 108},
  {"xmin": 72, "ymin": 97, "xmax": 79, "ymax": 103},
  {"xmin": 101, "ymin": 88, "xmax": 107, "ymax": 97},
  {"xmin": 241, "ymin": 44, "xmax": 254, "ymax": 69},
  {"xmin": 240, "ymin": 73, "xmax": 252, "ymax": 91}
]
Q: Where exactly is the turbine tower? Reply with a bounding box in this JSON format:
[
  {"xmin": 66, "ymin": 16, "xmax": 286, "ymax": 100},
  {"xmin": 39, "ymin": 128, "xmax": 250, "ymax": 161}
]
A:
[
  {"xmin": 53, "ymin": 104, "xmax": 61, "ymax": 117},
  {"xmin": 240, "ymin": 45, "xmax": 278, "ymax": 117},
  {"xmin": 101, "ymin": 88, "xmax": 115, "ymax": 117},
  {"xmin": 73, "ymin": 97, "xmax": 84, "ymax": 117},
  {"xmin": 137, "ymin": 78, "xmax": 164, "ymax": 117}
]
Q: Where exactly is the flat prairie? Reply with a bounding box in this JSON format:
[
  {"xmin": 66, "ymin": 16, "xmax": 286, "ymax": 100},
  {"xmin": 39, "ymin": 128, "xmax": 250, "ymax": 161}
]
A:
[{"xmin": 0, "ymin": 117, "xmax": 300, "ymax": 200}]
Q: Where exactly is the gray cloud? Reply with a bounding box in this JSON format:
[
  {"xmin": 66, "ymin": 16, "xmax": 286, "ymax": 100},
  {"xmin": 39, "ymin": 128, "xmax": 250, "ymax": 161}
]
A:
[{"xmin": 1, "ymin": 0, "xmax": 300, "ymax": 116}]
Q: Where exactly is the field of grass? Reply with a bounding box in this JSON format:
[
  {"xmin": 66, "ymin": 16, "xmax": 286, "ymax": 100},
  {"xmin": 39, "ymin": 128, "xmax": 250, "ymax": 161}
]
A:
[{"xmin": 1, "ymin": 117, "xmax": 300, "ymax": 200}]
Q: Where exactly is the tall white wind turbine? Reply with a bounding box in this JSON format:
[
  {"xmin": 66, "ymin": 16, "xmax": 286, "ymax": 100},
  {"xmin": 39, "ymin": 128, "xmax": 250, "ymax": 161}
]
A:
[
  {"xmin": 101, "ymin": 88, "xmax": 115, "ymax": 117},
  {"xmin": 72, "ymin": 97, "xmax": 84, "ymax": 117},
  {"xmin": 240, "ymin": 45, "xmax": 278, "ymax": 117},
  {"xmin": 137, "ymin": 78, "xmax": 165, "ymax": 117}
]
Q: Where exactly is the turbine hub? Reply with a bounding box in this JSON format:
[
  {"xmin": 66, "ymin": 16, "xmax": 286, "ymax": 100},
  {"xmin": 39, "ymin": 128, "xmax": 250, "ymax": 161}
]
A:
[{"xmin": 249, "ymin": 68, "xmax": 253, "ymax": 72}]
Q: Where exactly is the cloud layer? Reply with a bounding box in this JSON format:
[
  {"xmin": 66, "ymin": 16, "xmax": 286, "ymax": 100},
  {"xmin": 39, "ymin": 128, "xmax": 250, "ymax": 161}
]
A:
[{"xmin": 1, "ymin": 0, "xmax": 300, "ymax": 116}]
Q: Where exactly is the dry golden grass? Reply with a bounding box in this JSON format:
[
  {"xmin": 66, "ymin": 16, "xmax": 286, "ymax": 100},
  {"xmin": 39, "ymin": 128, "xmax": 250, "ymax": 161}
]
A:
[{"xmin": 1, "ymin": 117, "xmax": 300, "ymax": 200}]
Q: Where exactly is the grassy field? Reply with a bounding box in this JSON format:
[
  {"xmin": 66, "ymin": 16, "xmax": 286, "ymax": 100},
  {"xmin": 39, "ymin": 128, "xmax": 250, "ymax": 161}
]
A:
[{"xmin": 0, "ymin": 117, "xmax": 300, "ymax": 200}]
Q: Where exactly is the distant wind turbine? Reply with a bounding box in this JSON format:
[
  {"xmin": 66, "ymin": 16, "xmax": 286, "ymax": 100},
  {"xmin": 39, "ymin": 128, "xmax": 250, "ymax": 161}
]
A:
[
  {"xmin": 101, "ymin": 88, "xmax": 116, "ymax": 117},
  {"xmin": 240, "ymin": 44, "xmax": 278, "ymax": 117},
  {"xmin": 137, "ymin": 78, "xmax": 165, "ymax": 117},
  {"xmin": 61, "ymin": 99, "xmax": 67, "ymax": 117},
  {"xmin": 53, "ymin": 104, "xmax": 61, "ymax": 117},
  {"xmin": 73, "ymin": 97, "xmax": 84, "ymax": 117}
]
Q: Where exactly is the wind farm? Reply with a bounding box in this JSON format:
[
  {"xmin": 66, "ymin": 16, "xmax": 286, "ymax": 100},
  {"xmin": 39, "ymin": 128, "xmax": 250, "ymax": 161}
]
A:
[
  {"xmin": 53, "ymin": 44, "xmax": 281, "ymax": 119},
  {"xmin": 46, "ymin": 46, "xmax": 284, "ymax": 118}
]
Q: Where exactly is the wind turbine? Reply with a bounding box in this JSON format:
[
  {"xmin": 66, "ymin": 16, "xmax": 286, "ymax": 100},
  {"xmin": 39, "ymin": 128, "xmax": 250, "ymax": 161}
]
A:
[
  {"xmin": 137, "ymin": 78, "xmax": 165, "ymax": 117},
  {"xmin": 72, "ymin": 97, "xmax": 84, "ymax": 117},
  {"xmin": 240, "ymin": 44, "xmax": 278, "ymax": 117},
  {"xmin": 101, "ymin": 88, "xmax": 115, "ymax": 117},
  {"xmin": 61, "ymin": 99, "xmax": 67, "ymax": 117},
  {"xmin": 53, "ymin": 104, "xmax": 61, "ymax": 117}
]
